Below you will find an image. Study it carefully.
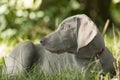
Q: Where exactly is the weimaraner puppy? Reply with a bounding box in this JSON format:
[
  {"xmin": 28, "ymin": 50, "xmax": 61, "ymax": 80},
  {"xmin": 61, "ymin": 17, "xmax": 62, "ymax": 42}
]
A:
[
  {"xmin": 3, "ymin": 41, "xmax": 77, "ymax": 76},
  {"xmin": 40, "ymin": 14, "xmax": 116, "ymax": 75}
]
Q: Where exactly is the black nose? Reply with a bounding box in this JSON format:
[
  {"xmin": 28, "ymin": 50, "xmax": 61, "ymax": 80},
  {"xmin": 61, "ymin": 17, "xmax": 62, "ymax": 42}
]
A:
[{"xmin": 40, "ymin": 38, "xmax": 45, "ymax": 46}]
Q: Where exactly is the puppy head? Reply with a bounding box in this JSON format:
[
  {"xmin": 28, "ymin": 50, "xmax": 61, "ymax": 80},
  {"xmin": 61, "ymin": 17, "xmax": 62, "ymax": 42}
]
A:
[
  {"xmin": 40, "ymin": 16, "xmax": 78, "ymax": 53},
  {"xmin": 40, "ymin": 14, "xmax": 97, "ymax": 53}
]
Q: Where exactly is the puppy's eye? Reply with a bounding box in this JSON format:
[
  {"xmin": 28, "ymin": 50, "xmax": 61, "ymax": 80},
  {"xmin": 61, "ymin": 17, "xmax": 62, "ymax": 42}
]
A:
[
  {"xmin": 61, "ymin": 25, "xmax": 65, "ymax": 30},
  {"xmin": 61, "ymin": 25, "xmax": 66, "ymax": 30},
  {"xmin": 61, "ymin": 24, "xmax": 71, "ymax": 31}
]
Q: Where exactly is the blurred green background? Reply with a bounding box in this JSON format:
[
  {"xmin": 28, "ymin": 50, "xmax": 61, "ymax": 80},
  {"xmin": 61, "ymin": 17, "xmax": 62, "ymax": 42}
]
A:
[{"xmin": 0, "ymin": 0, "xmax": 120, "ymax": 58}]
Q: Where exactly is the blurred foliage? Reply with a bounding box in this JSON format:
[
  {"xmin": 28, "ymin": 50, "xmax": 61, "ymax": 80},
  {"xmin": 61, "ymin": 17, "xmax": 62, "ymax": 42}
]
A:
[
  {"xmin": 111, "ymin": 0, "xmax": 120, "ymax": 26},
  {"xmin": 0, "ymin": 0, "xmax": 120, "ymax": 41}
]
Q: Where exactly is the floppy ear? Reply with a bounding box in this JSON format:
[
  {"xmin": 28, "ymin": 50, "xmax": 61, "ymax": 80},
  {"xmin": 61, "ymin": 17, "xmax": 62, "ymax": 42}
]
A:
[{"xmin": 77, "ymin": 16, "xmax": 98, "ymax": 50}]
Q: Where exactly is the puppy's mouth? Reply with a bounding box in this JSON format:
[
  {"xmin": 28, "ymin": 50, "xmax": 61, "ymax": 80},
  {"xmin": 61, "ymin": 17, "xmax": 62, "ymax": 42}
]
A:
[
  {"xmin": 49, "ymin": 50, "xmax": 64, "ymax": 53},
  {"xmin": 48, "ymin": 49, "xmax": 65, "ymax": 53},
  {"xmin": 44, "ymin": 46, "xmax": 65, "ymax": 54}
]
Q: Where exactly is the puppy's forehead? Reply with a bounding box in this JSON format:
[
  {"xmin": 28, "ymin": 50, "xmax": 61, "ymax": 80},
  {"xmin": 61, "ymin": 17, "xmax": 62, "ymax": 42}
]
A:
[
  {"xmin": 60, "ymin": 16, "xmax": 76, "ymax": 25},
  {"xmin": 60, "ymin": 14, "xmax": 89, "ymax": 24},
  {"xmin": 57, "ymin": 14, "xmax": 90, "ymax": 30}
]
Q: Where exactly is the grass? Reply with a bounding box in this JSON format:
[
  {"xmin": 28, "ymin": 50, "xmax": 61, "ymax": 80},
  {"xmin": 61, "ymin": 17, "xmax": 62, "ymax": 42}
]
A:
[
  {"xmin": 0, "ymin": 27, "xmax": 120, "ymax": 80},
  {"xmin": 0, "ymin": 67, "xmax": 111, "ymax": 80}
]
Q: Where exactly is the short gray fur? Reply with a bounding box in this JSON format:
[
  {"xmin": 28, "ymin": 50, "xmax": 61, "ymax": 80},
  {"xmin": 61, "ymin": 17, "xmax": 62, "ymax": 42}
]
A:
[{"xmin": 3, "ymin": 41, "xmax": 77, "ymax": 76}]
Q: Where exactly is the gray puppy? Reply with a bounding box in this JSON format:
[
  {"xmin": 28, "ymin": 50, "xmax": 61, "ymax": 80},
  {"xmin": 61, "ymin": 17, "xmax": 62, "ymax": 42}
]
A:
[
  {"xmin": 40, "ymin": 14, "xmax": 116, "ymax": 75},
  {"xmin": 3, "ymin": 41, "xmax": 77, "ymax": 76}
]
